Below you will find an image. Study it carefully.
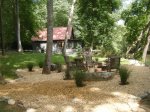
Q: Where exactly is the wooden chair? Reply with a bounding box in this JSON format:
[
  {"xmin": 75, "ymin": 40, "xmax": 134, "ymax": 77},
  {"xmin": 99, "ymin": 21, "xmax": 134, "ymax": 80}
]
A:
[{"xmin": 106, "ymin": 56, "xmax": 121, "ymax": 72}]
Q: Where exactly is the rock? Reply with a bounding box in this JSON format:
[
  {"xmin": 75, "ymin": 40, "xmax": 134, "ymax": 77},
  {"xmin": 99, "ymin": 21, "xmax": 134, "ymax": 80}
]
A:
[
  {"xmin": 85, "ymin": 72, "xmax": 113, "ymax": 81},
  {"xmin": 140, "ymin": 92, "xmax": 148, "ymax": 99},
  {"xmin": 8, "ymin": 99, "xmax": 16, "ymax": 105},
  {"xmin": 26, "ymin": 108, "xmax": 37, "ymax": 112},
  {"xmin": 101, "ymin": 72, "xmax": 112, "ymax": 79}
]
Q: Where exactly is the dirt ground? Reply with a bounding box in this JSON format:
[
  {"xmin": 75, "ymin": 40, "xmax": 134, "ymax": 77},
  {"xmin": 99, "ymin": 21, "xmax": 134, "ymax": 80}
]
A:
[{"xmin": 0, "ymin": 65, "xmax": 150, "ymax": 112}]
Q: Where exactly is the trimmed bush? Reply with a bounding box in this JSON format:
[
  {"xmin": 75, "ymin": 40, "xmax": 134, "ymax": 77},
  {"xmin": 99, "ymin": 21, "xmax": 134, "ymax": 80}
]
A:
[
  {"xmin": 27, "ymin": 62, "xmax": 34, "ymax": 72},
  {"xmin": 74, "ymin": 70, "xmax": 86, "ymax": 87},
  {"xmin": 119, "ymin": 66, "xmax": 131, "ymax": 85},
  {"xmin": 38, "ymin": 61, "xmax": 44, "ymax": 68}
]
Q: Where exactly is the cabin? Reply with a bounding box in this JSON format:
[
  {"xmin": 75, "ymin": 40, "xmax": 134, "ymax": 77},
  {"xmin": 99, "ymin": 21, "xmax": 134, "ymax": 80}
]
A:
[{"xmin": 31, "ymin": 27, "xmax": 83, "ymax": 54}]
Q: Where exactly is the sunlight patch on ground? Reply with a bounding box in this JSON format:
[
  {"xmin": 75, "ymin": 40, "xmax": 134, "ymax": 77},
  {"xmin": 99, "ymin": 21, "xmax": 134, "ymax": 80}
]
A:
[
  {"xmin": 92, "ymin": 104, "xmax": 116, "ymax": 112},
  {"xmin": 62, "ymin": 106, "xmax": 76, "ymax": 112},
  {"xmin": 90, "ymin": 87, "xmax": 101, "ymax": 92},
  {"xmin": 0, "ymin": 92, "xmax": 8, "ymax": 96}
]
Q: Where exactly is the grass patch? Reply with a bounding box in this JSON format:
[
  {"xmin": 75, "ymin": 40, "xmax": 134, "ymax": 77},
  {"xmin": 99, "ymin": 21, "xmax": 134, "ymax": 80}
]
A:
[
  {"xmin": 0, "ymin": 52, "xmax": 65, "ymax": 78},
  {"xmin": 0, "ymin": 52, "xmax": 65, "ymax": 69}
]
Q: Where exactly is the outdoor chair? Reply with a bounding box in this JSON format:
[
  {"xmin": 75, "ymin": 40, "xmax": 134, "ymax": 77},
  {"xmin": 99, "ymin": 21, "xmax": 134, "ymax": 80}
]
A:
[
  {"xmin": 106, "ymin": 56, "xmax": 121, "ymax": 72},
  {"xmin": 97, "ymin": 56, "xmax": 120, "ymax": 72}
]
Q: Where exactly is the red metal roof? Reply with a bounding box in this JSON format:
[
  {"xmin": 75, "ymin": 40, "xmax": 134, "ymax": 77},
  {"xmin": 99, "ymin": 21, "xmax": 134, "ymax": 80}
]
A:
[{"xmin": 31, "ymin": 27, "xmax": 73, "ymax": 41}]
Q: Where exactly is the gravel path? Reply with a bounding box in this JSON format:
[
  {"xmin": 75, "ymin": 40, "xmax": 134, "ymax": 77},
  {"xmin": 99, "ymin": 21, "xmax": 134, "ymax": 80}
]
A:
[{"xmin": 0, "ymin": 65, "xmax": 150, "ymax": 112}]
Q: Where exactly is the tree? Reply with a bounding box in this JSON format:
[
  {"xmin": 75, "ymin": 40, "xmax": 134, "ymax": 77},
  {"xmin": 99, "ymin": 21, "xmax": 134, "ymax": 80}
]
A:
[
  {"xmin": 42, "ymin": 0, "xmax": 53, "ymax": 74},
  {"xmin": 122, "ymin": 0, "xmax": 150, "ymax": 59},
  {"xmin": 142, "ymin": 28, "xmax": 150, "ymax": 63},
  {"xmin": 0, "ymin": 0, "xmax": 4, "ymax": 55},
  {"xmin": 15, "ymin": 0, "xmax": 23, "ymax": 52},
  {"xmin": 63, "ymin": 0, "xmax": 76, "ymax": 79},
  {"xmin": 76, "ymin": 0, "xmax": 121, "ymax": 52}
]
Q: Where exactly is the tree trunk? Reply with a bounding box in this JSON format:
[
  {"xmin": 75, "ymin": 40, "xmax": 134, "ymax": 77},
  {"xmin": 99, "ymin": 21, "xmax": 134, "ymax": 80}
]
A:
[
  {"xmin": 0, "ymin": 0, "xmax": 5, "ymax": 55},
  {"xmin": 142, "ymin": 27, "xmax": 150, "ymax": 63},
  {"xmin": 63, "ymin": 0, "xmax": 76, "ymax": 79},
  {"xmin": 15, "ymin": 0, "xmax": 23, "ymax": 52},
  {"xmin": 42, "ymin": 0, "xmax": 53, "ymax": 74},
  {"xmin": 126, "ymin": 20, "xmax": 150, "ymax": 56}
]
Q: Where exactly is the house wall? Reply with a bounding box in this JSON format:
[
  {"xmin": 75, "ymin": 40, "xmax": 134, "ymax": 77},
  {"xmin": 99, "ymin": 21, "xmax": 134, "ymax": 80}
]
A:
[{"xmin": 32, "ymin": 40, "xmax": 82, "ymax": 55}]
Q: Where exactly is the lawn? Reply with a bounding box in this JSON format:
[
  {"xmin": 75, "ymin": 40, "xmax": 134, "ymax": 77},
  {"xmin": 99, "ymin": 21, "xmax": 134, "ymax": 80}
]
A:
[
  {"xmin": 0, "ymin": 52, "xmax": 65, "ymax": 78},
  {"xmin": 0, "ymin": 52, "xmax": 65, "ymax": 69}
]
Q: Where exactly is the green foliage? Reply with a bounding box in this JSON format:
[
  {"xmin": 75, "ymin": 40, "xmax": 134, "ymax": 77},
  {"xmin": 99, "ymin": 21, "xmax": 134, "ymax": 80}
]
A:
[
  {"xmin": 0, "ymin": 52, "xmax": 65, "ymax": 70},
  {"xmin": 121, "ymin": 0, "xmax": 150, "ymax": 58},
  {"xmin": 119, "ymin": 66, "xmax": 131, "ymax": 85},
  {"xmin": 74, "ymin": 70, "xmax": 86, "ymax": 87},
  {"xmin": 38, "ymin": 61, "xmax": 44, "ymax": 68},
  {"xmin": 74, "ymin": 0, "xmax": 121, "ymax": 55},
  {"xmin": 1, "ymin": 0, "xmax": 71, "ymax": 50},
  {"xmin": 111, "ymin": 26, "xmax": 127, "ymax": 55},
  {"xmin": 27, "ymin": 62, "xmax": 34, "ymax": 72},
  {"xmin": 54, "ymin": 0, "xmax": 70, "ymax": 26}
]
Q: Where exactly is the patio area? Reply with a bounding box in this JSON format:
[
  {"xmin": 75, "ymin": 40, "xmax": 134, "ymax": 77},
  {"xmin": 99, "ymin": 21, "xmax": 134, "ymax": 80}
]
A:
[{"xmin": 0, "ymin": 65, "xmax": 150, "ymax": 112}]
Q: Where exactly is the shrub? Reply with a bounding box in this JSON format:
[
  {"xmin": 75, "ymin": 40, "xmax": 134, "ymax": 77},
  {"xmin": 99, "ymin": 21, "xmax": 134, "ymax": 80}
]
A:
[
  {"xmin": 38, "ymin": 61, "xmax": 44, "ymax": 68},
  {"xmin": 119, "ymin": 66, "xmax": 131, "ymax": 85},
  {"xmin": 27, "ymin": 62, "xmax": 34, "ymax": 72},
  {"xmin": 74, "ymin": 70, "xmax": 86, "ymax": 87}
]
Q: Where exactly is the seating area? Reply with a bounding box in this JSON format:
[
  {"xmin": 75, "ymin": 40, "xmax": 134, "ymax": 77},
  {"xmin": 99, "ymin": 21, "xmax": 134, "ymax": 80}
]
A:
[
  {"xmin": 96, "ymin": 56, "xmax": 121, "ymax": 72},
  {"xmin": 69, "ymin": 55, "xmax": 121, "ymax": 73}
]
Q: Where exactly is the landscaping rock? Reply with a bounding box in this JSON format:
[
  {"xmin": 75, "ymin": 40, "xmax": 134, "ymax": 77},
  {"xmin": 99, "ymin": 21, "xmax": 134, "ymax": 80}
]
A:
[
  {"xmin": 8, "ymin": 99, "xmax": 16, "ymax": 105},
  {"xmin": 85, "ymin": 72, "xmax": 114, "ymax": 81},
  {"xmin": 140, "ymin": 92, "xmax": 149, "ymax": 99},
  {"xmin": 101, "ymin": 72, "xmax": 112, "ymax": 79}
]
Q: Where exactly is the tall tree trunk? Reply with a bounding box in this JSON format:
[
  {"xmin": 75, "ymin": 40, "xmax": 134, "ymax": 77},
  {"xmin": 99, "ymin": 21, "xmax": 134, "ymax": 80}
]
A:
[
  {"xmin": 0, "ymin": 0, "xmax": 5, "ymax": 55},
  {"xmin": 42, "ymin": 0, "xmax": 53, "ymax": 74},
  {"xmin": 126, "ymin": 20, "xmax": 150, "ymax": 56},
  {"xmin": 142, "ymin": 27, "xmax": 150, "ymax": 63},
  {"xmin": 63, "ymin": 0, "xmax": 76, "ymax": 79},
  {"xmin": 15, "ymin": 0, "xmax": 23, "ymax": 52}
]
